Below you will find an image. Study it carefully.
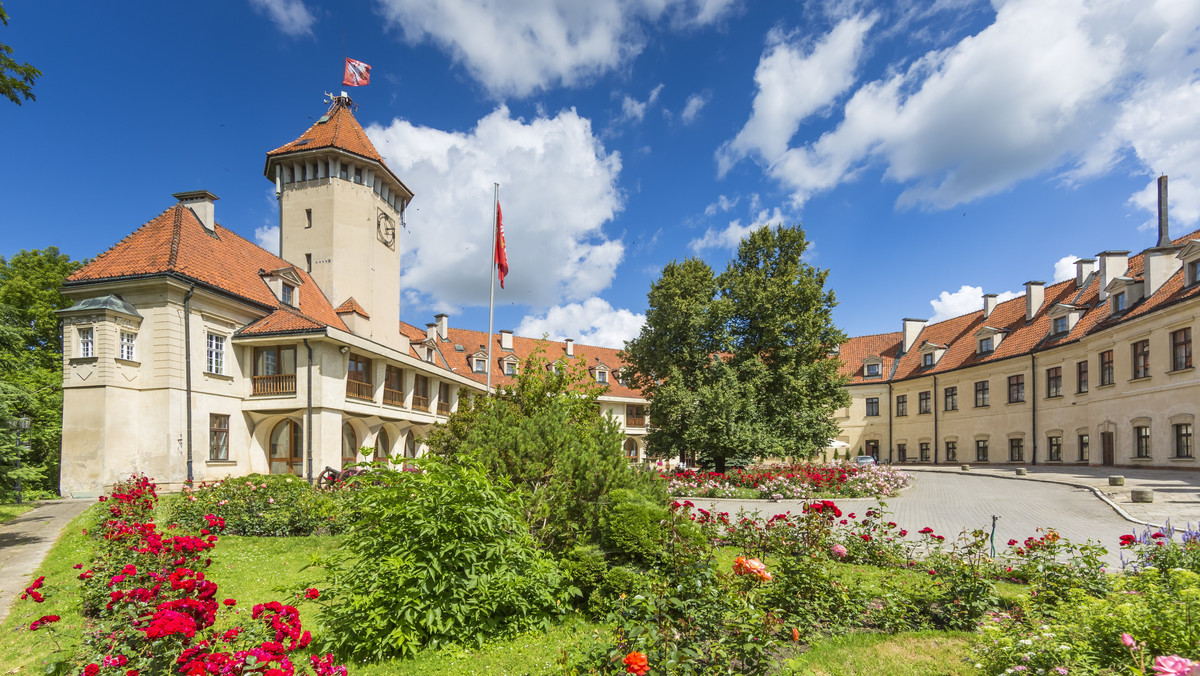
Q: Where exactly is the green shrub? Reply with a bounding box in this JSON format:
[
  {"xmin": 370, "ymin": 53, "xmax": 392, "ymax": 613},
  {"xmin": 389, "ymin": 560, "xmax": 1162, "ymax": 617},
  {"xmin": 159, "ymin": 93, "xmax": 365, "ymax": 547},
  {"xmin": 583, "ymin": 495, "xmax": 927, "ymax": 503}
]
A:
[
  {"xmin": 586, "ymin": 565, "xmax": 659, "ymax": 617},
  {"xmin": 766, "ymin": 552, "xmax": 866, "ymax": 640},
  {"xmin": 166, "ymin": 473, "xmax": 353, "ymax": 536},
  {"xmin": 560, "ymin": 545, "xmax": 607, "ymax": 610},
  {"xmin": 314, "ymin": 457, "xmax": 568, "ymax": 662},
  {"xmin": 600, "ymin": 488, "xmax": 670, "ymax": 565}
]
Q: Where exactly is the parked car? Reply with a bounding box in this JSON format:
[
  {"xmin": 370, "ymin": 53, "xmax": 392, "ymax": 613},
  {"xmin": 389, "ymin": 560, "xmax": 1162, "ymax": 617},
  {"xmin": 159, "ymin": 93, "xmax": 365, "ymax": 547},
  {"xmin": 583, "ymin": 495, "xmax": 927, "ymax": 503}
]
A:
[{"xmin": 854, "ymin": 455, "xmax": 876, "ymax": 466}]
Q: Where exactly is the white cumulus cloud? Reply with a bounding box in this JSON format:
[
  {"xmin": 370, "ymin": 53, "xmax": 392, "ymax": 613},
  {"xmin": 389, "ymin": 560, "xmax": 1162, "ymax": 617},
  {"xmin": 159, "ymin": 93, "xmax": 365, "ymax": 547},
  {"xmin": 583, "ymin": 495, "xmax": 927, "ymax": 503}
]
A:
[
  {"xmin": 248, "ymin": 0, "xmax": 315, "ymax": 36},
  {"xmin": 367, "ymin": 106, "xmax": 624, "ymax": 313},
  {"xmin": 373, "ymin": 0, "xmax": 739, "ymax": 98},
  {"xmin": 516, "ymin": 297, "xmax": 646, "ymax": 349},
  {"xmin": 681, "ymin": 92, "xmax": 710, "ymax": 124},
  {"xmin": 254, "ymin": 224, "xmax": 280, "ymax": 255},
  {"xmin": 689, "ymin": 205, "xmax": 785, "ymax": 252},
  {"xmin": 929, "ymin": 285, "xmax": 1019, "ymax": 323},
  {"xmin": 1052, "ymin": 255, "xmax": 1081, "ymax": 283}
]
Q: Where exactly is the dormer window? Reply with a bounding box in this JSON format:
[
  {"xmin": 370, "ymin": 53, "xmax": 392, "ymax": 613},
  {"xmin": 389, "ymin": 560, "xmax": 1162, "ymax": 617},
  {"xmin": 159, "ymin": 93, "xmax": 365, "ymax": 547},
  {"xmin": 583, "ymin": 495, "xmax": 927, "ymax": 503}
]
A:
[
  {"xmin": 1052, "ymin": 316, "xmax": 1068, "ymax": 335},
  {"xmin": 979, "ymin": 336, "xmax": 993, "ymax": 354},
  {"xmin": 503, "ymin": 359, "xmax": 517, "ymax": 376},
  {"xmin": 282, "ymin": 283, "xmax": 295, "ymax": 306},
  {"xmin": 922, "ymin": 353, "xmax": 934, "ymax": 367},
  {"xmin": 1112, "ymin": 292, "xmax": 1126, "ymax": 314},
  {"xmin": 596, "ymin": 370, "xmax": 607, "ymax": 384},
  {"xmin": 862, "ymin": 355, "xmax": 884, "ymax": 378},
  {"xmin": 472, "ymin": 358, "xmax": 486, "ymax": 373},
  {"xmin": 865, "ymin": 363, "xmax": 880, "ymax": 376},
  {"xmin": 1190, "ymin": 259, "xmax": 1200, "ymax": 286}
]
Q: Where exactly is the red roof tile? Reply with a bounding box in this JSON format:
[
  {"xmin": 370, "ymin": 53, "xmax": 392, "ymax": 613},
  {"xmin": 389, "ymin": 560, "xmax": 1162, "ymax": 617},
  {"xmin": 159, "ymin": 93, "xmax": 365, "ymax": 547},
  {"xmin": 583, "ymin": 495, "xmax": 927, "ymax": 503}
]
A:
[
  {"xmin": 334, "ymin": 297, "xmax": 370, "ymax": 318},
  {"xmin": 267, "ymin": 102, "xmax": 383, "ymax": 162},
  {"xmin": 67, "ymin": 204, "xmax": 348, "ymax": 334}
]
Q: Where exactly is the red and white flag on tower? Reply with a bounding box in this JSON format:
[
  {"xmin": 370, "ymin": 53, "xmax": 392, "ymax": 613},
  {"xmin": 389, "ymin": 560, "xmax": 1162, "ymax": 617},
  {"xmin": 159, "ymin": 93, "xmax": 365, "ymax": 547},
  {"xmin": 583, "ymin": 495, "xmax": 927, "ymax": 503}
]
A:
[
  {"xmin": 495, "ymin": 203, "xmax": 509, "ymax": 288},
  {"xmin": 343, "ymin": 58, "xmax": 371, "ymax": 87}
]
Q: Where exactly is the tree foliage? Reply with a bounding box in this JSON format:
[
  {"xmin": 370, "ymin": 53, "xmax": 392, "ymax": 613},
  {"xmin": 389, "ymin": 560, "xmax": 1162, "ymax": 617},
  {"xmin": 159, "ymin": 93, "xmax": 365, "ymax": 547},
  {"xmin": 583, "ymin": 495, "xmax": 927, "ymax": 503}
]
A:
[
  {"xmin": 0, "ymin": 247, "xmax": 82, "ymax": 496},
  {"xmin": 621, "ymin": 224, "xmax": 848, "ymax": 469},
  {"xmin": 424, "ymin": 347, "xmax": 662, "ymax": 551},
  {"xmin": 0, "ymin": 2, "xmax": 41, "ymax": 106}
]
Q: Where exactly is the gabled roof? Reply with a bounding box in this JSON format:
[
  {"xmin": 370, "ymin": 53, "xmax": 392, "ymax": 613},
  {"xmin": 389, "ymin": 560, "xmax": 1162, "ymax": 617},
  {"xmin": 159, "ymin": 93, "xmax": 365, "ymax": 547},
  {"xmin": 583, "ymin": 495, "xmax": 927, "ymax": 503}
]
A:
[
  {"xmin": 66, "ymin": 203, "xmax": 348, "ymax": 334},
  {"xmin": 334, "ymin": 297, "xmax": 370, "ymax": 318},
  {"xmin": 266, "ymin": 101, "xmax": 383, "ymax": 162}
]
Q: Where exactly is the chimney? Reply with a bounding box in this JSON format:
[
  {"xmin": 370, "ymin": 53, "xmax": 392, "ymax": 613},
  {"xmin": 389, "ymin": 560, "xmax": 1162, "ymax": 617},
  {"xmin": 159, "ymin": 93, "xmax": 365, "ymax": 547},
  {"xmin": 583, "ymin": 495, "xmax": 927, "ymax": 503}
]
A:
[
  {"xmin": 1158, "ymin": 175, "xmax": 1171, "ymax": 247},
  {"xmin": 1024, "ymin": 281, "xmax": 1045, "ymax": 322},
  {"xmin": 1075, "ymin": 259, "xmax": 1096, "ymax": 288},
  {"xmin": 500, "ymin": 330, "xmax": 513, "ymax": 351},
  {"xmin": 983, "ymin": 294, "xmax": 998, "ymax": 319},
  {"xmin": 901, "ymin": 318, "xmax": 925, "ymax": 354},
  {"xmin": 1096, "ymin": 251, "xmax": 1130, "ymax": 301},
  {"xmin": 564, "ymin": 338, "xmax": 574, "ymax": 357},
  {"xmin": 425, "ymin": 322, "xmax": 437, "ymax": 342},
  {"xmin": 435, "ymin": 313, "xmax": 448, "ymax": 341},
  {"xmin": 173, "ymin": 190, "xmax": 219, "ymax": 233},
  {"xmin": 1145, "ymin": 248, "xmax": 1183, "ymax": 297}
]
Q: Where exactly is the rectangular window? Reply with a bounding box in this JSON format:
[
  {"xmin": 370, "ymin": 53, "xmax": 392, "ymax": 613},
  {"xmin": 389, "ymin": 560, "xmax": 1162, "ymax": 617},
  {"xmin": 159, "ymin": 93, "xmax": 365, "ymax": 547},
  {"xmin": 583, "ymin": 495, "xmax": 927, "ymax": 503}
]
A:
[
  {"xmin": 437, "ymin": 382, "xmax": 451, "ymax": 415},
  {"xmin": 413, "ymin": 375, "xmax": 430, "ymax": 409},
  {"xmin": 944, "ymin": 386, "xmax": 958, "ymax": 411},
  {"xmin": 919, "ymin": 442, "xmax": 930, "ymax": 462},
  {"xmin": 865, "ymin": 362, "xmax": 880, "ymax": 377},
  {"xmin": 975, "ymin": 439, "xmax": 989, "ymax": 462},
  {"xmin": 1052, "ymin": 316, "xmax": 1068, "ymax": 335},
  {"xmin": 897, "ymin": 443, "xmax": 907, "ymax": 462},
  {"xmin": 626, "ymin": 404, "xmax": 646, "ymax": 427},
  {"xmin": 78, "ymin": 327, "xmax": 94, "ymax": 358},
  {"xmin": 206, "ymin": 333, "xmax": 225, "ymax": 375},
  {"xmin": 347, "ymin": 354, "xmax": 372, "ymax": 384},
  {"xmin": 597, "ymin": 370, "xmax": 608, "ymax": 383},
  {"xmin": 974, "ymin": 381, "xmax": 989, "ymax": 407},
  {"xmin": 1077, "ymin": 360, "xmax": 1089, "ymax": 393},
  {"xmin": 472, "ymin": 358, "xmax": 486, "ymax": 373},
  {"xmin": 865, "ymin": 397, "xmax": 879, "ymax": 417},
  {"xmin": 504, "ymin": 360, "xmax": 517, "ymax": 376},
  {"xmin": 305, "ymin": 208, "xmax": 313, "ymax": 228},
  {"xmin": 383, "ymin": 366, "xmax": 405, "ymax": 406},
  {"xmin": 209, "ymin": 414, "xmax": 229, "ymax": 461},
  {"xmin": 1133, "ymin": 340, "xmax": 1150, "ymax": 379},
  {"xmin": 1135, "ymin": 425, "xmax": 1151, "ymax": 458},
  {"xmin": 1009, "ymin": 438, "xmax": 1024, "ymax": 462},
  {"xmin": 945, "ymin": 440, "xmax": 957, "ymax": 462},
  {"xmin": 1190, "ymin": 259, "xmax": 1200, "ymax": 286},
  {"xmin": 918, "ymin": 391, "xmax": 931, "ymax": 414},
  {"xmin": 254, "ymin": 346, "xmax": 296, "ymax": 376},
  {"xmin": 895, "ymin": 394, "xmax": 907, "ymax": 416},
  {"xmin": 1100, "ymin": 350, "xmax": 1114, "ymax": 385},
  {"xmin": 1046, "ymin": 367, "xmax": 1062, "ymax": 398},
  {"xmin": 1008, "ymin": 374, "xmax": 1025, "ymax": 403},
  {"xmin": 1176, "ymin": 423, "xmax": 1194, "ymax": 459},
  {"xmin": 1047, "ymin": 435, "xmax": 1062, "ymax": 461},
  {"xmin": 979, "ymin": 336, "xmax": 993, "ymax": 354},
  {"xmin": 1078, "ymin": 434, "xmax": 1090, "ymax": 462},
  {"xmin": 119, "ymin": 332, "xmax": 136, "ymax": 361},
  {"xmin": 1171, "ymin": 328, "xmax": 1192, "ymax": 371},
  {"xmin": 281, "ymin": 284, "xmax": 295, "ymax": 306},
  {"xmin": 922, "ymin": 353, "xmax": 934, "ymax": 367},
  {"xmin": 1113, "ymin": 292, "xmax": 1126, "ymax": 313}
]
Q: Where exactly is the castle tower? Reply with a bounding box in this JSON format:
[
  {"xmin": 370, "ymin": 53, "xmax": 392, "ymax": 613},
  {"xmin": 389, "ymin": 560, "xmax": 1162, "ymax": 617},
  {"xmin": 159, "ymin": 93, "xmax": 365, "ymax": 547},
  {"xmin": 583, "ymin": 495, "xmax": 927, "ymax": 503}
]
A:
[{"xmin": 264, "ymin": 94, "xmax": 413, "ymax": 345}]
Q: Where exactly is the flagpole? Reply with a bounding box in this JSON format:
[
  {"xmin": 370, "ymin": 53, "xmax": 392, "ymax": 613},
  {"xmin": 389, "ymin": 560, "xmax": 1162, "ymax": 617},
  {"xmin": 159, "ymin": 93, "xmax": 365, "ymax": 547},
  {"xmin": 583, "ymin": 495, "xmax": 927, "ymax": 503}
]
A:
[{"xmin": 487, "ymin": 183, "xmax": 499, "ymax": 392}]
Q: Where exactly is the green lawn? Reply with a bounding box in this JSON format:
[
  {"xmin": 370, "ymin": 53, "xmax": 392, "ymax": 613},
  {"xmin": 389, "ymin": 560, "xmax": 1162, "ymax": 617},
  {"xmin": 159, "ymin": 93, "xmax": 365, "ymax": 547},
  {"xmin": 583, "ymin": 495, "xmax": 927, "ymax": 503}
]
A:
[
  {"xmin": 0, "ymin": 503, "xmax": 35, "ymax": 524},
  {"xmin": 781, "ymin": 631, "xmax": 977, "ymax": 675}
]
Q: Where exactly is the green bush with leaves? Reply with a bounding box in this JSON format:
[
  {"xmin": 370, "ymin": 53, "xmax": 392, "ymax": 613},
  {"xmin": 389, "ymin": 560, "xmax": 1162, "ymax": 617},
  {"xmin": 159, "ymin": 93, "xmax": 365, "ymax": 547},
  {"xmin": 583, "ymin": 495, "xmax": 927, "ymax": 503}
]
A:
[
  {"xmin": 314, "ymin": 457, "xmax": 568, "ymax": 662},
  {"xmin": 600, "ymin": 488, "xmax": 671, "ymax": 565},
  {"xmin": 425, "ymin": 347, "xmax": 666, "ymax": 551},
  {"xmin": 166, "ymin": 473, "xmax": 353, "ymax": 536}
]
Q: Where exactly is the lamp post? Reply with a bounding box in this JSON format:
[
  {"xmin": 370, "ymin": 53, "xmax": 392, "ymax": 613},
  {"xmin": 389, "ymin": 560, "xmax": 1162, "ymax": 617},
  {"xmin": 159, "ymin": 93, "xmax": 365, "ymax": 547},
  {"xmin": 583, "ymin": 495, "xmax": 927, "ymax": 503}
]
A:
[{"xmin": 8, "ymin": 416, "xmax": 30, "ymax": 505}]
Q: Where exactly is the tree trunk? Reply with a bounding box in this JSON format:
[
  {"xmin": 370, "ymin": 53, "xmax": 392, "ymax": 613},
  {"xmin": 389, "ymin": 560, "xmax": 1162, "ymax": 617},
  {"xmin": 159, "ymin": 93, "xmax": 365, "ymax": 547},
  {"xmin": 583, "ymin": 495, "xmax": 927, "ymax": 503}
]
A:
[{"xmin": 715, "ymin": 455, "xmax": 726, "ymax": 474}]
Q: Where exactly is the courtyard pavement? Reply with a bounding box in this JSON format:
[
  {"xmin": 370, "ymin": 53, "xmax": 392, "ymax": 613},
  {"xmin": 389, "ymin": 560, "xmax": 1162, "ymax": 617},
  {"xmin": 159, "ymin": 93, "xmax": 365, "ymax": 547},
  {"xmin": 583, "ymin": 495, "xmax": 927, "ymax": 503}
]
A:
[
  {"xmin": 0, "ymin": 499, "xmax": 91, "ymax": 624},
  {"xmin": 685, "ymin": 470, "xmax": 1175, "ymax": 568}
]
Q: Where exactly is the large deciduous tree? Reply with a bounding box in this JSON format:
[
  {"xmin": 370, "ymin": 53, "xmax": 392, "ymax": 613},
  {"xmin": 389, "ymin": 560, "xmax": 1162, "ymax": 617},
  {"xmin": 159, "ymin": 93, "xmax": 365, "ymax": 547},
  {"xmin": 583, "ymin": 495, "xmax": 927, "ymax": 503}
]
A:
[
  {"xmin": 0, "ymin": 247, "xmax": 82, "ymax": 496},
  {"xmin": 0, "ymin": 2, "xmax": 41, "ymax": 106},
  {"xmin": 622, "ymin": 225, "xmax": 848, "ymax": 470}
]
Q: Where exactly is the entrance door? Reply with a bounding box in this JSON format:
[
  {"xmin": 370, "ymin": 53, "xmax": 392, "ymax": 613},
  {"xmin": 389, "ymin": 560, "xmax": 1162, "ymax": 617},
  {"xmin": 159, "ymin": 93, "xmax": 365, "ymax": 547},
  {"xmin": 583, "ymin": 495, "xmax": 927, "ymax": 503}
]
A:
[
  {"xmin": 1102, "ymin": 432, "xmax": 1115, "ymax": 466},
  {"xmin": 269, "ymin": 420, "xmax": 303, "ymax": 476},
  {"xmin": 865, "ymin": 440, "xmax": 879, "ymax": 461}
]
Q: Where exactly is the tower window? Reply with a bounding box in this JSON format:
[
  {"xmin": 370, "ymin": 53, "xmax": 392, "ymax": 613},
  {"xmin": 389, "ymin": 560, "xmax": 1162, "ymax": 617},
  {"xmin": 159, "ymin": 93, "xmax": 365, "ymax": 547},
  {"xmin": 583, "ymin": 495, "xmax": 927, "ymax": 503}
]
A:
[
  {"xmin": 305, "ymin": 209, "xmax": 312, "ymax": 229},
  {"xmin": 305, "ymin": 253, "xmax": 312, "ymax": 272},
  {"xmin": 354, "ymin": 168, "xmax": 363, "ymax": 184},
  {"xmin": 78, "ymin": 327, "xmax": 94, "ymax": 358}
]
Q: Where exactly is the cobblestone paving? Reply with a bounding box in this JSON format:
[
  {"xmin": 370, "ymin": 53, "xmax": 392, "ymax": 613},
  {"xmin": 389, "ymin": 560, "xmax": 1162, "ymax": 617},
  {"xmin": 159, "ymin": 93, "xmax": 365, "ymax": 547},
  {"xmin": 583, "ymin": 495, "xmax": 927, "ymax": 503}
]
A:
[{"xmin": 687, "ymin": 471, "xmax": 1137, "ymax": 568}]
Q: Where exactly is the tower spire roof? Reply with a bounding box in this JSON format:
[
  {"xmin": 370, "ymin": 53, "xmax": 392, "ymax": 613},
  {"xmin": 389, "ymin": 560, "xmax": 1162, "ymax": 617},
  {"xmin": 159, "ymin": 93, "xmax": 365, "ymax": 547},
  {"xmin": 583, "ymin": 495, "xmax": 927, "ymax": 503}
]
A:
[{"xmin": 266, "ymin": 95, "xmax": 384, "ymax": 163}]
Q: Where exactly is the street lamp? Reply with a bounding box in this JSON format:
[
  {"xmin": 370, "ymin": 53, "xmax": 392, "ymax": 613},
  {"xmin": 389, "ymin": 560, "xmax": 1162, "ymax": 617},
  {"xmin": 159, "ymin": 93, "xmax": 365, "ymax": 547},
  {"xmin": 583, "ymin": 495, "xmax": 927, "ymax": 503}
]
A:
[{"xmin": 7, "ymin": 416, "xmax": 30, "ymax": 505}]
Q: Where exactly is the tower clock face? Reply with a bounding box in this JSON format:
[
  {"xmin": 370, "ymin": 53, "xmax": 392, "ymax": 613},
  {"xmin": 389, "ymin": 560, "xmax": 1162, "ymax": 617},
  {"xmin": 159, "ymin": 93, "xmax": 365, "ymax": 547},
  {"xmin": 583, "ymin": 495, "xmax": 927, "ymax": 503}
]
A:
[{"xmin": 376, "ymin": 209, "xmax": 396, "ymax": 249}]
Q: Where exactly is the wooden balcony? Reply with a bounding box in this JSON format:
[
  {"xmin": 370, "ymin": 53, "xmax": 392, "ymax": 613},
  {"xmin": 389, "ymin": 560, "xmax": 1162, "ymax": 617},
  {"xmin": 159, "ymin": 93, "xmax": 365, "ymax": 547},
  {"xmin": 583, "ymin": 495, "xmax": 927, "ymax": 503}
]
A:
[
  {"xmin": 346, "ymin": 379, "xmax": 373, "ymax": 401},
  {"xmin": 383, "ymin": 387, "xmax": 405, "ymax": 407},
  {"xmin": 412, "ymin": 394, "xmax": 430, "ymax": 410},
  {"xmin": 252, "ymin": 374, "xmax": 296, "ymax": 396},
  {"xmin": 626, "ymin": 416, "xmax": 646, "ymax": 427},
  {"xmin": 436, "ymin": 400, "xmax": 451, "ymax": 415}
]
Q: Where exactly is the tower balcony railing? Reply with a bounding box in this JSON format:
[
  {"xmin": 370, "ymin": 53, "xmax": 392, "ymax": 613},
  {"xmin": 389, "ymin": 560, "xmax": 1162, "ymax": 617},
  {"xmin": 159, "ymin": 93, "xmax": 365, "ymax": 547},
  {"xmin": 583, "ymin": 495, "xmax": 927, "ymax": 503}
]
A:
[
  {"xmin": 346, "ymin": 379, "xmax": 373, "ymax": 401},
  {"xmin": 252, "ymin": 374, "xmax": 296, "ymax": 396}
]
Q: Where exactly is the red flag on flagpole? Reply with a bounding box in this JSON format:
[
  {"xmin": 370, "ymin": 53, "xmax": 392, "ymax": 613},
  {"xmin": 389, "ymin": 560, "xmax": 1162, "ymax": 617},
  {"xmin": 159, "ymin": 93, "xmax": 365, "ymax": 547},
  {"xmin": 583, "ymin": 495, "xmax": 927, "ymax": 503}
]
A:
[
  {"xmin": 343, "ymin": 58, "xmax": 371, "ymax": 86},
  {"xmin": 495, "ymin": 203, "xmax": 509, "ymax": 288}
]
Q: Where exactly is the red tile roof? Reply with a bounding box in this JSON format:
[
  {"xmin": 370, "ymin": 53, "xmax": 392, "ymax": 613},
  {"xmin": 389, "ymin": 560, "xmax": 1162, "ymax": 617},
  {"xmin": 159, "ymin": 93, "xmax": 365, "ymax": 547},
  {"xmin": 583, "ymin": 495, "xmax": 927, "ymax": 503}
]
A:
[
  {"xmin": 334, "ymin": 297, "xmax": 370, "ymax": 318},
  {"xmin": 844, "ymin": 229, "xmax": 1200, "ymax": 385},
  {"xmin": 67, "ymin": 204, "xmax": 348, "ymax": 334},
  {"xmin": 266, "ymin": 101, "xmax": 384, "ymax": 162}
]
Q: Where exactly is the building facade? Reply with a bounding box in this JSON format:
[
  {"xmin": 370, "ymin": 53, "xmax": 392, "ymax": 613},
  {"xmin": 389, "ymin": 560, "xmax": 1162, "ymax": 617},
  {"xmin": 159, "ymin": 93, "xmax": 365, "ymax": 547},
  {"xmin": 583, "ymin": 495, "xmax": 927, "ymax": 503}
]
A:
[
  {"xmin": 58, "ymin": 97, "xmax": 650, "ymax": 498},
  {"xmin": 836, "ymin": 198, "xmax": 1200, "ymax": 470}
]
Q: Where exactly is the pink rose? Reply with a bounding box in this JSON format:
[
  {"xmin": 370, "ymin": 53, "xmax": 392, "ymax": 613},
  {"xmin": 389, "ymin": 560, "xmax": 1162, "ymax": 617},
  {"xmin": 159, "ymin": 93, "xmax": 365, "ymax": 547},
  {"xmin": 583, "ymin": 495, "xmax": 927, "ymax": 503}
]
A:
[
  {"xmin": 1153, "ymin": 655, "xmax": 1200, "ymax": 676},
  {"xmin": 1122, "ymin": 633, "xmax": 1136, "ymax": 648}
]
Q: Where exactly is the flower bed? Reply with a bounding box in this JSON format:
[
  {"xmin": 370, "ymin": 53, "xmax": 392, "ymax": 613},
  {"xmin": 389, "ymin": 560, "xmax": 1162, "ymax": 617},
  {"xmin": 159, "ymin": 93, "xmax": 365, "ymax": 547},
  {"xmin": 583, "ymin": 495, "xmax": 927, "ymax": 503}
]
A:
[{"xmin": 664, "ymin": 461, "xmax": 911, "ymax": 499}]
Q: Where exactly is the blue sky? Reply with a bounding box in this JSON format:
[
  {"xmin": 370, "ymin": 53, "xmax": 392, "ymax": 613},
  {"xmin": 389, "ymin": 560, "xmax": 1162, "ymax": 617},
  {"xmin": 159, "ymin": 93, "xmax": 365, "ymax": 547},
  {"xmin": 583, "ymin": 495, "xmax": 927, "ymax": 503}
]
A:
[{"xmin": 3, "ymin": 0, "xmax": 1199, "ymax": 347}]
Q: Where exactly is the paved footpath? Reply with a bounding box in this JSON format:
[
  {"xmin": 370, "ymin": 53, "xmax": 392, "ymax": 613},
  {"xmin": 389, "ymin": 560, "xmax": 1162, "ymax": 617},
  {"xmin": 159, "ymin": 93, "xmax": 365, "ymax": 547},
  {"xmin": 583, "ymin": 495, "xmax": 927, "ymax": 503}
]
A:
[
  {"xmin": 0, "ymin": 500, "xmax": 92, "ymax": 624},
  {"xmin": 687, "ymin": 471, "xmax": 1151, "ymax": 568}
]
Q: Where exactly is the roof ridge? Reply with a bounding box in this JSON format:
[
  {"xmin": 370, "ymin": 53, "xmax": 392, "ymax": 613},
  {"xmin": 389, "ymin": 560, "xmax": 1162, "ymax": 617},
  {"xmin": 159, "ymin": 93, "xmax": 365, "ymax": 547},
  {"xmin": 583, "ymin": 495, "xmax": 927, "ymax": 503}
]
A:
[
  {"xmin": 167, "ymin": 205, "xmax": 183, "ymax": 269},
  {"xmin": 69, "ymin": 205, "xmax": 178, "ymax": 281}
]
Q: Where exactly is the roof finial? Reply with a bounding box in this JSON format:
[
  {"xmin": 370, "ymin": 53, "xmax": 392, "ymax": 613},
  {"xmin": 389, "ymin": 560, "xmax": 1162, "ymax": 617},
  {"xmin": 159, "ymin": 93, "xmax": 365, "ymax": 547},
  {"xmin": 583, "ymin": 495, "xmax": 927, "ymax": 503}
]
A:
[{"xmin": 322, "ymin": 91, "xmax": 357, "ymax": 112}]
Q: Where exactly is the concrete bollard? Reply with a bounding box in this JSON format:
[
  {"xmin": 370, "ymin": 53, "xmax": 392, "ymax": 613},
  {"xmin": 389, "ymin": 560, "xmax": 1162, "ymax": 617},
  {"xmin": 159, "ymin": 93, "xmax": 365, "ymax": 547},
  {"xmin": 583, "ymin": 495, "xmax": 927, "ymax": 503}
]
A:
[
  {"xmin": 1015, "ymin": 467, "xmax": 1027, "ymax": 476},
  {"xmin": 1131, "ymin": 488, "xmax": 1154, "ymax": 503},
  {"xmin": 961, "ymin": 464, "xmax": 971, "ymax": 471},
  {"xmin": 1109, "ymin": 475, "xmax": 1125, "ymax": 486}
]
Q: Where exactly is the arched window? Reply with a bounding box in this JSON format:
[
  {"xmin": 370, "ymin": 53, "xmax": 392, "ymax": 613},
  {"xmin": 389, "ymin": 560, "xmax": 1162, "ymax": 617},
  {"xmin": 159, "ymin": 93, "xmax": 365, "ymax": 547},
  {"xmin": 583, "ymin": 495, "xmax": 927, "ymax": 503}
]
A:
[
  {"xmin": 341, "ymin": 422, "xmax": 357, "ymax": 469},
  {"xmin": 374, "ymin": 428, "xmax": 390, "ymax": 462},
  {"xmin": 624, "ymin": 438, "xmax": 639, "ymax": 461},
  {"xmin": 405, "ymin": 433, "xmax": 418, "ymax": 459},
  {"xmin": 269, "ymin": 420, "xmax": 302, "ymax": 476}
]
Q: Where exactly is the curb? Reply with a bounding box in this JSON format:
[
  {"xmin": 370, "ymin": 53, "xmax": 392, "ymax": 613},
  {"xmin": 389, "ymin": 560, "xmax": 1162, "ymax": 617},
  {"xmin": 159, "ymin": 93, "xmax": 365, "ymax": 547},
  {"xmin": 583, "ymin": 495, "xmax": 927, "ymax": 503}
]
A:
[{"xmin": 900, "ymin": 467, "xmax": 1161, "ymax": 530}]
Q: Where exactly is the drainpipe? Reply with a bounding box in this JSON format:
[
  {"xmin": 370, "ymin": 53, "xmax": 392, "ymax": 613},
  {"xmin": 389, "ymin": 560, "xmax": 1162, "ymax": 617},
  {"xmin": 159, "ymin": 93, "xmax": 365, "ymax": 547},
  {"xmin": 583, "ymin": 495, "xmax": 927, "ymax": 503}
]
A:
[
  {"xmin": 887, "ymin": 382, "xmax": 894, "ymax": 464},
  {"xmin": 183, "ymin": 285, "xmax": 195, "ymax": 483},
  {"xmin": 304, "ymin": 338, "xmax": 314, "ymax": 484},
  {"xmin": 933, "ymin": 375, "xmax": 939, "ymax": 465},
  {"xmin": 1030, "ymin": 353, "xmax": 1037, "ymax": 466}
]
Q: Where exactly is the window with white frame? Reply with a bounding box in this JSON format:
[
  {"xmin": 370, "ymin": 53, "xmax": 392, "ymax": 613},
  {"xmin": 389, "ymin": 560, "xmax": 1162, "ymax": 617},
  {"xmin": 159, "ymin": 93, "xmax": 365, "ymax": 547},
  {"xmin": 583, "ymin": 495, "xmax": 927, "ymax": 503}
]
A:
[
  {"xmin": 1052, "ymin": 316, "xmax": 1068, "ymax": 335},
  {"xmin": 78, "ymin": 327, "xmax": 94, "ymax": 358},
  {"xmin": 503, "ymin": 360, "xmax": 517, "ymax": 376},
  {"xmin": 206, "ymin": 333, "xmax": 225, "ymax": 374},
  {"xmin": 1112, "ymin": 292, "xmax": 1126, "ymax": 314},
  {"xmin": 596, "ymin": 370, "xmax": 608, "ymax": 384},
  {"xmin": 472, "ymin": 358, "xmax": 486, "ymax": 373},
  {"xmin": 978, "ymin": 336, "xmax": 993, "ymax": 354},
  {"xmin": 119, "ymin": 331, "xmax": 137, "ymax": 361},
  {"xmin": 865, "ymin": 362, "xmax": 881, "ymax": 377}
]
